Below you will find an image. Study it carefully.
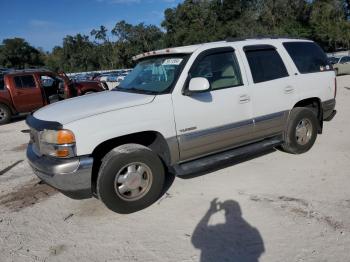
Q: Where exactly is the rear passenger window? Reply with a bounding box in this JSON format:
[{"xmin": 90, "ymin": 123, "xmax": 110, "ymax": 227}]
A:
[
  {"xmin": 14, "ymin": 77, "xmax": 22, "ymax": 88},
  {"xmin": 14, "ymin": 75, "xmax": 36, "ymax": 88},
  {"xmin": 283, "ymin": 42, "xmax": 331, "ymax": 74},
  {"xmin": 191, "ymin": 51, "xmax": 243, "ymax": 90},
  {"xmin": 244, "ymin": 47, "xmax": 289, "ymax": 83}
]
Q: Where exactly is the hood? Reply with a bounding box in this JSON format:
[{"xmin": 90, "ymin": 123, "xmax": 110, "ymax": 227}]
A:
[{"xmin": 34, "ymin": 91, "xmax": 155, "ymax": 124}]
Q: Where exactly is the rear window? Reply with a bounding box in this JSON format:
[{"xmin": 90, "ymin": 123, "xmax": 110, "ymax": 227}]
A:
[
  {"xmin": 14, "ymin": 75, "xmax": 36, "ymax": 88},
  {"xmin": 283, "ymin": 42, "xmax": 331, "ymax": 74},
  {"xmin": 245, "ymin": 48, "xmax": 289, "ymax": 83}
]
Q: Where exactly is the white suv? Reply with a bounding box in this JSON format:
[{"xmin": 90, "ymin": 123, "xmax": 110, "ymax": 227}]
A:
[{"xmin": 26, "ymin": 38, "xmax": 337, "ymax": 213}]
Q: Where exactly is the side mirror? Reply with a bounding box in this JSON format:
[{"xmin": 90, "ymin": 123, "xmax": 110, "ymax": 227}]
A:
[{"xmin": 187, "ymin": 77, "xmax": 210, "ymax": 95}]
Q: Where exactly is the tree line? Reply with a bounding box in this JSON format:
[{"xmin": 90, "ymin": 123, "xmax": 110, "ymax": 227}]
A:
[{"xmin": 1, "ymin": 0, "xmax": 350, "ymax": 72}]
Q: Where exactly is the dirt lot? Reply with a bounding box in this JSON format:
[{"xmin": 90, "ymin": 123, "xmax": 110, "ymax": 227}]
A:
[{"xmin": 1, "ymin": 76, "xmax": 350, "ymax": 262}]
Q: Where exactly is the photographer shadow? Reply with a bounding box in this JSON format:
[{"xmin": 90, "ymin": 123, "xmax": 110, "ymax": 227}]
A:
[{"xmin": 192, "ymin": 199, "xmax": 264, "ymax": 262}]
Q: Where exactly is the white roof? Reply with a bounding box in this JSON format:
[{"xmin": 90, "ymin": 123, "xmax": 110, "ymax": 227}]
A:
[
  {"xmin": 132, "ymin": 43, "xmax": 208, "ymax": 61},
  {"xmin": 132, "ymin": 38, "xmax": 312, "ymax": 61}
]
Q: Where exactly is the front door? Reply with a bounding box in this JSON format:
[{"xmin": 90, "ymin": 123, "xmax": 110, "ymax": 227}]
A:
[
  {"xmin": 11, "ymin": 74, "xmax": 44, "ymax": 113},
  {"xmin": 172, "ymin": 47, "xmax": 253, "ymax": 161}
]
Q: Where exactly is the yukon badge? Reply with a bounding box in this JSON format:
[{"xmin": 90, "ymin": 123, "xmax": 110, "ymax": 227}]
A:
[{"xmin": 180, "ymin": 127, "xmax": 197, "ymax": 133}]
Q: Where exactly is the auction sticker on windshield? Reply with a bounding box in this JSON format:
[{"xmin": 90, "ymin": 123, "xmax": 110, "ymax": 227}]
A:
[{"xmin": 162, "ymin": 58, "xmax": 183, "ymax": 65}]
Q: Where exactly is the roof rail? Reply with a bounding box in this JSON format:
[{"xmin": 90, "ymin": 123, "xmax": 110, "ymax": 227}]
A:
[
  {"xmin": 8, "ymin": 68, "xmax": 52, "ymax": 73},
  {"xmin": 225, "ymin": 35, "xmax": 308, "ymax": 42}
]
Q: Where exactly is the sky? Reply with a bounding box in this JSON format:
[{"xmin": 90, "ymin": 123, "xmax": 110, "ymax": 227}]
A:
[{"xmin": 0, "ymin": 0, "xmax": 182, "ymax": 51}]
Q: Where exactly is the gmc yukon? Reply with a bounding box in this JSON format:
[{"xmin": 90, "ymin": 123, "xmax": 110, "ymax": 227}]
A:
[{"xmin": 26, "ymin": 38, "xmax": 336, "ymax": 213}]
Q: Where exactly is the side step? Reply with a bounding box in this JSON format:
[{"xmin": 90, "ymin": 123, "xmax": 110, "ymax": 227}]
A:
[{"xmin": 174, "ymin": 136, "xmax": 283, "ymax": 177}]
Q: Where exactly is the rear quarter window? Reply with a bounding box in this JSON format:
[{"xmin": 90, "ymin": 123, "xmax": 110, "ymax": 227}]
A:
[{"xmin": 283, "ymin": 42, "xmax": 331, "ymax": 74}]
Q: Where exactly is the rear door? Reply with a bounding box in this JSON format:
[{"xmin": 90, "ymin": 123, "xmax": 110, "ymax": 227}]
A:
[
  {"xmin": 241, "ymin": 44, "xmax": 295, "ymax": 139},
  {"xmin": 10, "ymin": 74, "xmax": 44, "ymax": 113}
]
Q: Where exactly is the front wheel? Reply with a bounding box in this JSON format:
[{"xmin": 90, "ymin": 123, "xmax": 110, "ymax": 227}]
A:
[
  {"xmin": 281, "ymin": 107, "xmax": 318, "ymax": 154},
  {"xmin": 97, "ymin": 144, "xmax": 165, "ymax": 214}
]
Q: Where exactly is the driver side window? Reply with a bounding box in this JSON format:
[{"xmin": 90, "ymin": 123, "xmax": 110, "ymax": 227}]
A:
[{"xmin": 191, "ymin": 51, "xmax": 243, "ymax": 91}]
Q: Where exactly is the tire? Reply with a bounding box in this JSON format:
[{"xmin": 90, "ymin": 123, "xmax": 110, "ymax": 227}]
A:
[
  {"xmin": 0, "ymin": 104, "xmax": 11, "ymax": 125},
  {"xmin": 281, "ymin": 107, "xmax": 318, "ymax": 154},
  {"xmin": 97, "ymin": 144, "xmax": 165, "ymax": 214}
]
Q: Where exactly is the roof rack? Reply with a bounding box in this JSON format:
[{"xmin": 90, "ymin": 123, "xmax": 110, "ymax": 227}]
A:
[
  {"xmin": 6, "ymin": 68, "xmax": 52, "ymax": 74},
  {"xmin": 225, "ymin": 35, "xmax": 308, "ymax": 42}
]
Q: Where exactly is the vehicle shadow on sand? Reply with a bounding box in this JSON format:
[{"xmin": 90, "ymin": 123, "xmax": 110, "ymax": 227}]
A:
[{"xmin": 192, "ymin": 198, "xmax": 265, "ymax": 262}]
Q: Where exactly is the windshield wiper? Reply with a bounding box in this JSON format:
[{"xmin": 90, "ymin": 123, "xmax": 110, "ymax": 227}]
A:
[{"xmin": 115, "ymin": 87, "xmax": 157, "ymax": 95}]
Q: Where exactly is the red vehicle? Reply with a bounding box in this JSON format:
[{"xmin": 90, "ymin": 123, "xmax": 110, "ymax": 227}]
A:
[{"xmin": 0, "ymin": 69, "xmax": 107, "ymax": 124}]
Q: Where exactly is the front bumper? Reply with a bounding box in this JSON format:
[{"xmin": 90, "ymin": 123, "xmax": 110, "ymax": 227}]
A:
[{"xmin": 27, "ymin": 143, "xmax": 93, "ymax": 199}]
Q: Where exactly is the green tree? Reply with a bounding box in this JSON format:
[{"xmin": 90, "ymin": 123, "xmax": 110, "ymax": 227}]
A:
[
  {"xmin": 91, "ymin": 25, "xmax": 108, "ymax": 42},
  {"xmin": 111, "ymin": 20, "xmax": 164, "ymax": 67},
  {"xmin": 0, "ymin": 38, "xmax": 44, "ymax": 69},
  {"xmin": 61, "ymin": 34, "xmax": 99, "ymax": 72},
  {"xmin": 310, "ymin": 0, "xmax": 349, "ymax": 51}
]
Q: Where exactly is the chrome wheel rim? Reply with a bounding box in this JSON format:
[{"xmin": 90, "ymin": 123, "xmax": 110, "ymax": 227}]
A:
[
  {"xmin": 114, "ymin": 162, "xmax": 153, "ymax": 201},
  {"xmin": 0, "ymin": 108, "xmax": 7, "ymax": 121},
  {"xmin": 295, "ymin": 119, "xmax": 313, "ymax": 145}
]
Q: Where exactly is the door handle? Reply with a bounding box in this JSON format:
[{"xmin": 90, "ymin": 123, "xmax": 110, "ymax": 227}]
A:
[
  {"xmin": 16, "ymin": 91, "xmax": 24, "ymax": 95},
  {"xmin": 284, "ymin": 86, "xmax": 294, "ymax": 94},
  {"xmin": 239, "ymin": 95, "xmax": 251, "ymax": 104}
]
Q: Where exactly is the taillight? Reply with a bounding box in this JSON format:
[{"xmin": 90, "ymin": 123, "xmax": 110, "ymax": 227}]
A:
[{"xmin": 334, "ymin": 77, "xmax": 337, "ymax": 98}]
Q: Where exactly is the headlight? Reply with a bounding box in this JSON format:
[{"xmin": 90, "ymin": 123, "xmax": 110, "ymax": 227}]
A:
[{"xmin": 39, "ymin": 129, "xmax": 76, "ymax": 158}]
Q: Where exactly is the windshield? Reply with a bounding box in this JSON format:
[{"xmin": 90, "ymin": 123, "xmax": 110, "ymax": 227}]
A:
[
  {"xmin": 115, "ymin": 55, "xmax": 187, "ymax": 94},
  {"xmin": 328, "ymin": 57, "xmax": 339, "ymax": 65}
]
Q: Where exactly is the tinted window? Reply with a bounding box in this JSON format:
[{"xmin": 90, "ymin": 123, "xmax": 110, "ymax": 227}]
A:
[
  {"xmin": 245, "ymin": 48, "xmax": 289, "ymax": 83},
  {"xmin": 191, "ymin": 51, "xmax": 243, "ymax": 90},
  {"xmin": 328, "ymin": 57, "xmax": 339, "ymax": 65},
  {"xmin": 14, "ymin": 76, "xmax": 22, "ymax": 88},
  {"xmin": 0, "ymin": 76, "xmax": 4, "ymax": 90},
  {"xmin": 340, "ymin": 56, "xmax": 350, "ymax": 63},
  {"xmin": 283, "ymin": 42, "xmax": 330, "ymax": 74},
  {"xmin": 21, "ymin": 75, "xmax": 36, "ymax": 88},
  {"xmin": 14, "ymin": 75, "xmax": 36, "ymax": 89}
]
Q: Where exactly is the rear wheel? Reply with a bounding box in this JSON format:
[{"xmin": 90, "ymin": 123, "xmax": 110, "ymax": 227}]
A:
[
  {"xmin": 281, "ymin": 107, "xmax": 318, "ymax": 154},
  {"xmin": 0, "ymin": 104, "xmax": 11, "ymax": 125},
  {"xmin": 97, "ymin": 144, "xmax": 165, "ymax": 214}
]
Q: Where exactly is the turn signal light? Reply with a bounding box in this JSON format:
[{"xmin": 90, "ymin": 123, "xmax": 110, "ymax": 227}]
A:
[
  {"xmin": 55, "ymin": 149, "xmax": 70, "ymax": 158},
  {"xmin": 57, "ymin": 130, "xmax": 75, "ymax": 144}
]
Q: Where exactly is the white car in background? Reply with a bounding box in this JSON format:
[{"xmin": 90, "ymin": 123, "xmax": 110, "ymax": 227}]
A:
[{"xmin": 330, "ymin": 56, "xmax": 350, "ymax": 75}]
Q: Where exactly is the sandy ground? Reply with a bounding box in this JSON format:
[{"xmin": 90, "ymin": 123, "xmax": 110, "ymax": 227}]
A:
[{"xmin": 0, "ymin": 76, "xmax": 350, "ymax": 262}]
